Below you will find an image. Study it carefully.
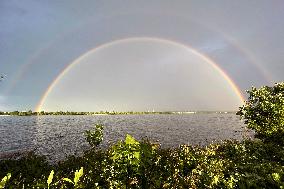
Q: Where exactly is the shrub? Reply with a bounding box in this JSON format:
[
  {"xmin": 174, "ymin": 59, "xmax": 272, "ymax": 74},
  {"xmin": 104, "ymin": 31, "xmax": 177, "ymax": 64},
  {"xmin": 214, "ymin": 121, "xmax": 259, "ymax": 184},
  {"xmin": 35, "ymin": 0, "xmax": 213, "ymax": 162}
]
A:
[
  {"xmin": 103, "ymin": 134, "xmax": 158, "ymax": 188},
  {"xmin": 1, "ymin": 135, "xmax": 284, "ymax": 188},
  {"xmin": 85, "ymin": 123, "xmax": 104, "ymax": 148},
  {"xmin": 237, "ymin": 82, "xmax": 284, "ymax": 143}
]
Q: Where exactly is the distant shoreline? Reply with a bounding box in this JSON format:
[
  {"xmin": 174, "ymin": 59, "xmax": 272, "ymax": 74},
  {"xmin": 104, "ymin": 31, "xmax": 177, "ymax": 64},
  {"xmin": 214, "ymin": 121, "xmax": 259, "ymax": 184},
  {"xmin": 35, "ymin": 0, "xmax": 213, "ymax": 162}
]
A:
[{"xmin": 0, "ymin": 111, "xmax": 237, "ymax": 116}]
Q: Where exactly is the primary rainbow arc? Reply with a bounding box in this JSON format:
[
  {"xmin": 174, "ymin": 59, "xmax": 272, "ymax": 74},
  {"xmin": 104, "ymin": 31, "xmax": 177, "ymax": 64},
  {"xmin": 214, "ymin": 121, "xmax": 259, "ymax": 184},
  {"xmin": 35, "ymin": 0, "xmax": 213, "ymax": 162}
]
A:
[{"xmin": 36, "ymin": 37, "xmax": 245, "ymax": 112}]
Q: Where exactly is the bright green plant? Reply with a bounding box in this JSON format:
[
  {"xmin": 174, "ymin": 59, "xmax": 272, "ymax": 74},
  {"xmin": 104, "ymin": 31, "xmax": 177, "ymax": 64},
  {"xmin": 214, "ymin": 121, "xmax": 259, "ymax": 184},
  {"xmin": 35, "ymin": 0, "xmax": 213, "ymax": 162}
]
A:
[
  {"xmin": 44, "ymin": 167, "xmax": 85, "ymax": 188},
  {"xmin": 104, "ymin": 134, "xmax": 158, "ymax": 188},
  {"xmin": 47, "ymin": 170, "xmax": 54, "ymax": 188},
  {"xmin": 0, "ymin": 173, "xmax": 11, "ymax": 189},
  {"xmin": 237, "ymin": 82, "xmax": 284, "ymax": 142},
  {"xmin": 108, "ymin": 134, "xmax": 141, "ymax": 187},
  {"xmin": 111, "ymin": 134, "xmax": 141, "ymax": 166},
  {"xmin": 62, "ymin": 167, "xmax": 84, "ymax": 188},
  {"xmin": 85, "ymin": 123, "xmax": 104, "ymax": 148}
]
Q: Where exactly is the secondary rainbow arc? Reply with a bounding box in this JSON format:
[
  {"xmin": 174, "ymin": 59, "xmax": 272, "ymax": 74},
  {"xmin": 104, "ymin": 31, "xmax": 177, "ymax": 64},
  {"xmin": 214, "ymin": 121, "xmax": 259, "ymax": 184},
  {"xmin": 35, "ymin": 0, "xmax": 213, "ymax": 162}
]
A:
[
  {"xmin": 7, "ymin": 31, "xmax": 272, "ymax": 96},
  {"xmin": 35, "ymin": 37, "xmax": 245, "ymax": 112}
]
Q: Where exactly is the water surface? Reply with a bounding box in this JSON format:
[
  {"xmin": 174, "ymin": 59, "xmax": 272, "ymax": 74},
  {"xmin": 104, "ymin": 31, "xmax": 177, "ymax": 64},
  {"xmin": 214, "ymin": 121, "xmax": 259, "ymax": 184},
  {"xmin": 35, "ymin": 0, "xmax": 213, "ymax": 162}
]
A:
[{"xmin": 0, "ymin": 113, "xmax": 252, "ymax": 161}]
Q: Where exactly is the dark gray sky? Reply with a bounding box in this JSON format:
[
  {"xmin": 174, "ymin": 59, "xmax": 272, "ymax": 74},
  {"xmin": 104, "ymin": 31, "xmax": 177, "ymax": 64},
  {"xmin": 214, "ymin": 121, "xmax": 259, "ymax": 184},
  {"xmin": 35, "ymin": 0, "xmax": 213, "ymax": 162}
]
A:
[{"xmin": 0, "ymin": 0, "xmax": 283, "ymax": 111}]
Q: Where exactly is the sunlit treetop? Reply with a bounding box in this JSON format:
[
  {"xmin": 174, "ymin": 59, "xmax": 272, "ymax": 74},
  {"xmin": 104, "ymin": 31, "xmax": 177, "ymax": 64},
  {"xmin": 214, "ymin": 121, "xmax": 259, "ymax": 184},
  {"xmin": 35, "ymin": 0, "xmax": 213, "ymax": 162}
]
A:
[{"xmin": 237, "ymin": 82, "xmax": 284, "ymax": 143}]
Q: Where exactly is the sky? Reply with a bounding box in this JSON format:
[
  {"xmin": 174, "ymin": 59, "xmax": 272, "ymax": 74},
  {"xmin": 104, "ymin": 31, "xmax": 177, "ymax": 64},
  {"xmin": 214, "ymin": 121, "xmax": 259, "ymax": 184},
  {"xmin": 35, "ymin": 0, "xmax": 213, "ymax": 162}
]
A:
[{"xmin": 0, "ymin": 0, "xmax": 283, "ymax": 111}]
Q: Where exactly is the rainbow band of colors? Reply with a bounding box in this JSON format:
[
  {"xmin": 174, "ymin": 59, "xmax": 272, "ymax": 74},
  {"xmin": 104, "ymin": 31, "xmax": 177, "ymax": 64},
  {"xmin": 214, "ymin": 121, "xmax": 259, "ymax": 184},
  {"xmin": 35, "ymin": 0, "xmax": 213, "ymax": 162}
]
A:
[{"xmin": 36, "ymin": 37, "xmax": 245, "ymax": 111}]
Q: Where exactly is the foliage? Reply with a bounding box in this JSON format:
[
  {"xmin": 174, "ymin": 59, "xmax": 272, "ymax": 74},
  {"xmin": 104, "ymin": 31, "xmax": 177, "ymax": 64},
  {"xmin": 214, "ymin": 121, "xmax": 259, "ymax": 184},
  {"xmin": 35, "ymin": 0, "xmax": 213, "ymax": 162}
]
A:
[
  {"xmin": 0, "ymin": 151, "xmax": 50, "ymax": 187},
  {"xmin": 0, "ymin": 173, "xmax": 11, "ymax": 189},
  {"xmin": 103, "ymin": 134, "xmax": 158, "ymax": 188},
  {"xmin": 43, "ymin": 167, "xmax": 86, "ymax": 188},
  {"xmin": 1, "ymin": 135, "xmax": 283, "ymax": 188},
  {"xmin": 237, "ymin": 82, "xmax": 284, "ymax": 143},
  {"xmin": 47, "ymin": 170, "xmax": 54, "ymax": 189},
  {"xmin": 61, "ymin": 167, "xmax": 84, "ymax": 188},
  {"xmin": 85, "ymin": 123, "xmax": 104, "ymax": 148}
]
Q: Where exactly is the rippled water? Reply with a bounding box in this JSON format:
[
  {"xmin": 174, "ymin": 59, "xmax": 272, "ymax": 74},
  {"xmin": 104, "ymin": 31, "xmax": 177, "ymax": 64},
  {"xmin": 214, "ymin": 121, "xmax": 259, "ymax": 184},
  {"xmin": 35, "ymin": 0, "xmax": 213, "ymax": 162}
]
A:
[{"xmin": 0, "ymin": 113, "xmax": 252, "ymax": 161}]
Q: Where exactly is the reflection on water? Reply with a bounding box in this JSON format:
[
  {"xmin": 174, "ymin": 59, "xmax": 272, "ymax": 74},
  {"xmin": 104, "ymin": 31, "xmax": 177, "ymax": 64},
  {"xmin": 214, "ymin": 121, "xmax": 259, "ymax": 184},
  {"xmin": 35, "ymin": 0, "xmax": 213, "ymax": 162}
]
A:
[{"xmin": 0, "ymin": 113, "xmax": 252, "ymax": 161}]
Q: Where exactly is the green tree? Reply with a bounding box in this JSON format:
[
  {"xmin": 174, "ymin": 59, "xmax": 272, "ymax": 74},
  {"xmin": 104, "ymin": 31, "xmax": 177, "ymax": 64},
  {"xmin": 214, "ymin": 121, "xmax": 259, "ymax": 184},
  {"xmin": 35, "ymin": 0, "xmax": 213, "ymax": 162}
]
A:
[
  {"xmin": 85, "ymin": 123, "xmax": 104, "ymax": 148},
  {"xmin": 10, "ymin": 111, "xmax": 19, "ymax": 116},
  {"xmin": 237, "ymin": 82, "xmax": 284, "ymax": 144}
]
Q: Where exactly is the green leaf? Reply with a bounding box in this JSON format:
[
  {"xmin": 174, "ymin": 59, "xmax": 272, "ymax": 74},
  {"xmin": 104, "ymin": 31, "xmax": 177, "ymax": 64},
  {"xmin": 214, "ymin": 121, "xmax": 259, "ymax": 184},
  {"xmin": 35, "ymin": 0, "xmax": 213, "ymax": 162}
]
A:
[
  {"xmin": 63, "ymin": 178, "xmax": 74, "ymax": 184},
  {"xmin": 134, "ymin": 151, "xmax": 140, "ymax": 159},
  {"xmin": 125, "ymin": 134, "xmax": 139, "ymax": 145},
  {"xmin": 272, "ymin": 173, "xmax": 280, "ymax": 182},
  {"xmin": 47, "ymin": 170, "xmax": 54, "ymax": 188},
  {"xmin": 212, "ymin": 175, "xmax": 219, "ymax": 185},
  {"xmin": 0, "ymin": 173, "xmax": 11, "ymax": 189},
  {"xmin": 74, "ymin": 167, "xmax": 84, "ymax": 186}
]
